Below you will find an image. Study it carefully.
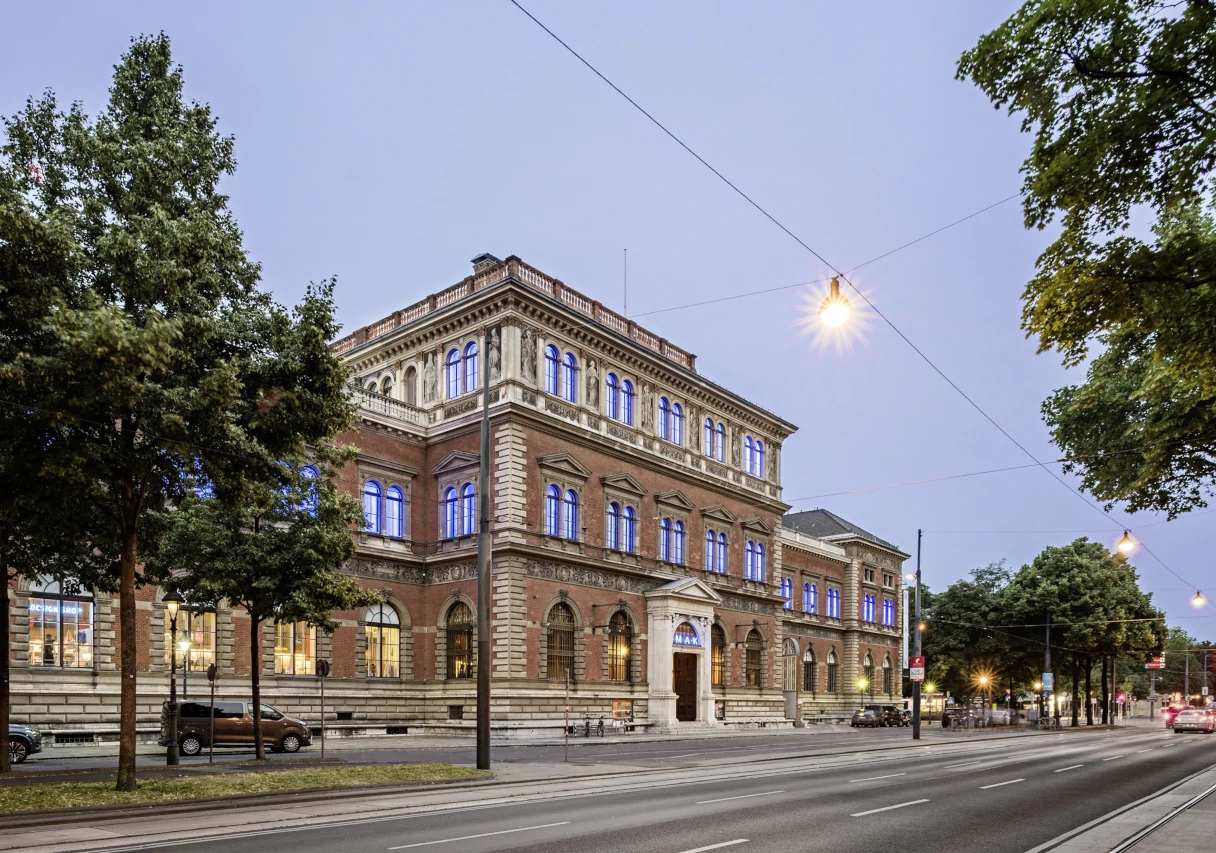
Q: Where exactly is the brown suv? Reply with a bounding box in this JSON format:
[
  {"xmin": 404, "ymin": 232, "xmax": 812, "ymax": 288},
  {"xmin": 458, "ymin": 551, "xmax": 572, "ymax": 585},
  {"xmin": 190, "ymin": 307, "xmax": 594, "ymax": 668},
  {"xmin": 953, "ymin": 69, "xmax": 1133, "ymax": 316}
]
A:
[{"xmin": 158, "ymin": 701, "xmax": 312, "ymax": 756}]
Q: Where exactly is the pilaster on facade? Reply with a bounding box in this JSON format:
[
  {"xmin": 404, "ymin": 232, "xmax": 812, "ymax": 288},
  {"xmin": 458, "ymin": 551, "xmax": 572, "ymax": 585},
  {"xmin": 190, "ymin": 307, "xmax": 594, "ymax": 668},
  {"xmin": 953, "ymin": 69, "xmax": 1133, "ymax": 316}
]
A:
[{"xmin": 493, "ymin": 422, "xmax": 528, "ymax": 545}]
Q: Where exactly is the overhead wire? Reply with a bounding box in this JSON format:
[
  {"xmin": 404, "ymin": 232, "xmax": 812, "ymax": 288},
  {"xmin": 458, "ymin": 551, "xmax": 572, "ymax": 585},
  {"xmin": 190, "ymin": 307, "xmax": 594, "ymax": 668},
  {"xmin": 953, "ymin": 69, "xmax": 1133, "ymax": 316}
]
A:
[{"xmin": 506, "ymin": 0, "xmax": 1204, "ymax": 598}]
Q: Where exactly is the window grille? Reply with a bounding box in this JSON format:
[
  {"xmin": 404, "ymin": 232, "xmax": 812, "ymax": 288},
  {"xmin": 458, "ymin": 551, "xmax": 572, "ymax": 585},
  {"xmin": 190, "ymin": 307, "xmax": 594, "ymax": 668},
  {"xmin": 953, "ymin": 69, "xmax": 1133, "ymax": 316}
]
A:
[
  {"xmin": 546, "ymin": 603, "xmax": 575, "ymax": 679},
  {"xmin": 607, "ymin": 611, "xmax": 632, "ymax": 681},
  {"xmin": 446, "ymin": 603, "xmax": 474, "ymax": 679}
]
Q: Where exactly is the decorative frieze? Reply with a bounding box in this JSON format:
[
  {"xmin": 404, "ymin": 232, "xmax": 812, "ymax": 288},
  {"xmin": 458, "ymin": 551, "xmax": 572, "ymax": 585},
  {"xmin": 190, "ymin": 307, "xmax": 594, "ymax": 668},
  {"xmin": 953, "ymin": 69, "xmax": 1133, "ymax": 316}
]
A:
[
  {"xmin": 544, "ymin": 399, "xmax": 579, "ymax": 421},
  {"xmin": 524, "ymin": 560, "xmax": 651, "ymax": 594},
  {"xmin": 607, "ymin": 424, "xmax": 636, "ymax": 444},
  {"xmin": 718, "ymin": 594, "xmax": 779, "ymax": 616}
]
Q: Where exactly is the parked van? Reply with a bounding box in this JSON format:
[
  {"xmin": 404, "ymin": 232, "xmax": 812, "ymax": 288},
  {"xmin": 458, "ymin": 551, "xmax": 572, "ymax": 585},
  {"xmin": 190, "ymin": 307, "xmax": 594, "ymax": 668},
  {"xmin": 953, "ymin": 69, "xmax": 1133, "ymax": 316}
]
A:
[{"xmin": 158, "ymin": 701, "xmax": 312, "ymax": 756}]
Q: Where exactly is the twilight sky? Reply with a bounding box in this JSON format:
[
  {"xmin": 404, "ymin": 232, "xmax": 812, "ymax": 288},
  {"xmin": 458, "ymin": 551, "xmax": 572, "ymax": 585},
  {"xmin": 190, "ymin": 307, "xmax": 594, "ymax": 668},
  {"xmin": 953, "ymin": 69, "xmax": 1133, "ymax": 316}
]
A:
[{"xmin": 3, "ymin": 1, "xmax": 1211, "ymax": 631}]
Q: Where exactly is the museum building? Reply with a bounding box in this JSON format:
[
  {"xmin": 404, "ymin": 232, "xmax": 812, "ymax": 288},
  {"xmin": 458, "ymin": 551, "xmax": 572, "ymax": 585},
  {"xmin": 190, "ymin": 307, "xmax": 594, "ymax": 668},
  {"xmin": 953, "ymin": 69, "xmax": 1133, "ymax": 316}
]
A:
[{"xmin": 7, "ymin": 254, "xmax": 906, "ymax": 739}]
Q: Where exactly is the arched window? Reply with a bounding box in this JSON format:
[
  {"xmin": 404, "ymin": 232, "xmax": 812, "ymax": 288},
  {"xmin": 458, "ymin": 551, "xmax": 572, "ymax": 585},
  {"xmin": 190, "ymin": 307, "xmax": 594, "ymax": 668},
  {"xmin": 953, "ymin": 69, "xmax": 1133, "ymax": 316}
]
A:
[
  {"xmin": 863, "ymin": 653, "xmax": 875, "ymax": 694},
  {"xmin": 607, "ymin": 611, "xmax": 632, "ymax": 681},
  {"xmin": 711, "ymin": 624, "xmax": 726, "ymax": 686},
  {"xmin": 441, "ymin": 487, "xmax": 458, "ymax": 538},
  {"xmin": 826, "ymin": 649, "xmax": 839, "ymax": 692},
  {"xmin": 883, "ymin": 656, "xmax": 894, "ymax": 694},
  {"xmin": 385, "ymin": 485, "xmax": 405, "ymax": 538},
  {"xmin": 744, "ymin": 436, "xmax": 753, "ymax": 473},
  {"xmin": 606, "ymin": 373, "xmax": 619, "ymax": 419},
  {"xmin": 363, "ymin": 480, "xmax": 383, "ymax": 533},
  {"xmin": 546, "ymin": 603, "xmax": 575, "ymax": 679},
  {"xmin": 745, "ymin": 541, "xmax": 755, "ymax": 580},
  {"xmin": 715, "ymin": 423, "xmax": 725, "ymax": 461},
  {"xmin": 464, "ymin": 341, "xmax": 479, "ymax": 393},
  {"xmin": 274, "ymin": 621, "xmax": 316, "ymax": 675},
  {"xmin": 544, "ymin": 485, "xmax": 560, "ymax": 536},
  {"xmin": 446, "ymin": 348, "xmax": 461, "ymax": 399},
  {"xmin": 446, "ymin": 602, "xmax": 474, "ymax": 679},
  {"xmin": 804, "ymin": 582, "xmax": 817, "ymax": 614},
  {"xmin": 704, "ymin": 418, "xmax": 713, "ymax": 457},
  {"xmin": 674, "ymin": 622, "xmax": 700, "ymax": 647},
  {"xmin": 781, "ymin": 577, "xmax": 792, "ymax": 609},
  {"xmin": 561, "ymin": 352, "xmax": 578, "ymax": 402},
  {"xmin": 755, "ymin": 543, "xmax": 766, "ymax": 582},
  {"xmin": 659, "ymin": 518, "xmax": 672, "ymax": 561},
  {"xmin": 827, "ymin": 588, "xmax": 841, "ymax": 619},
  {"xmin": 607, "ymin": 502, "xmax": 622, "ymax": 550},
  {"xmin": 404, "ymin": 366, "xmax": 418, "ymax": 405},
  {"xmin": 671, "ymin": 403, "xmax": 683, "ymax": 445},
  {"xmin": 783, "ymin": 639, "xmax": 798, "ymax": 692},
  {"xmin": 364, "ymin": 604, "xmax": 400, "ymax": 678},
  {"xmin": 622, "ymin": 379, "xmax": 635, "ymax": 425},
  {"xmin": 755, "ymin": 440, "xmax": 765, "ymax": 477},
  {"xmin": 381, "ymin": 377, "xmax": 393, "ymax": 398},
  {"xmin": 882, "ymin": 598, "xmax": 895, "ymax": 626},
  {"xmin": 673, "ymin": 521, "xmax": 686, "ymax": 565},
  {"xmin": 544, "ymin": 344, "xmax": 560, "ymax": 395},
  {"xmin": 460, "ymin": 483, "xmax": 476, "ymax": 535},
  {"xmin": 623, "ymin": 506, "xmax": 636, "ymax": 553},
  {"xmin": 717, "ymin": 532, "xmax": 727, "ymax": 573},
  {"xmin": 658, "ymin": 397, "xmax": 670, "ymax": 440},
  {"xmin": 563, "ymin": 489, "xmax": 579, "ymax": 540},
  {"xmin": 300, "ymin": 465, "xmax": 320, "ymax": 517},
  {"xmin": 803, "ymin": 648, "xmax": 817, "ymax": 694},
  {"xmin": 863, "ymin": 593, "xmax": 876, "ymax": 623},
  {"xmin": 704, "ymin": 529, "xmax": 716, "ymax": 571},
  {"xmin": 745, "ymin": 629, "xmax": 763, "ymax": 687},
  {"xmin": 164, "ymin": 603, "xmax": 214, "ymax": 674}
]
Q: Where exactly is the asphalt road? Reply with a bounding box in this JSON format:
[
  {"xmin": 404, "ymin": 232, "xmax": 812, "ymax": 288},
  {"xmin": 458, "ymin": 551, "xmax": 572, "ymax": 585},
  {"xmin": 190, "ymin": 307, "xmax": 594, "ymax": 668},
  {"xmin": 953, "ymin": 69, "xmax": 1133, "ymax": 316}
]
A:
[{"xmin": 79, "ymin": 727, "xmax": 1216, "ymax": 853}]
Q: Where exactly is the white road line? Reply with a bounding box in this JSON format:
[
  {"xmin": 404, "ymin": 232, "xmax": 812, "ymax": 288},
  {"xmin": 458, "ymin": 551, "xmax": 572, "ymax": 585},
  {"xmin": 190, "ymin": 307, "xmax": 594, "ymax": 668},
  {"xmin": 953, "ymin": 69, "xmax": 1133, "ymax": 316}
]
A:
[
  {"xmin": 980, "ymin": 778, "xmax": 1024, "ymax": 789},
  {"xmin": 849, "ymin": 773, "xmax": 906, "ymax": 782},
  {"xmin": 696, "ymin": 791, "xmax": 784, "ymax": 805},
  {"xmin": 1103, "ymin": 755, "xmax": 1124, "ymax": 761},
  {"xmin": 1137, "ymin": 748, "xmax": 1154, "ymax": 753},
  {"xmin": 386, "ymin": 822, "xmax": 570, "ymax": 849},
  {"xmin": 1054, "ymin": 764, "xmax": 1084, "ymax": 773},
  {"xmin": 851, "ymin": 799, "xmax": 930, "ymax": 817},
  {"xmin": 677, "ymin": 841, "xmax": 750, "ymax": 853},
  {"xmin": 945, "ymin": 761, "xmax": 983, "ymax": 769}
]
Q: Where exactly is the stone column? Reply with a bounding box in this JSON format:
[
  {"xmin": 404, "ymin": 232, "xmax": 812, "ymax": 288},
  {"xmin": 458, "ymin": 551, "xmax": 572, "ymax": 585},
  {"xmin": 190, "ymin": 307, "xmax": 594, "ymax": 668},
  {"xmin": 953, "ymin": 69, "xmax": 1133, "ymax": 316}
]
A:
[
  {"xmin": 843, "ymin": 556, "xmax": 862, "ymax": 702},
  {"xmin": 647, "ymin": 609, "xmax": 676, "ymax": 727},
  {"xmin": 699, "ymin": 617, "xmax": 717, "ymax": 725}
]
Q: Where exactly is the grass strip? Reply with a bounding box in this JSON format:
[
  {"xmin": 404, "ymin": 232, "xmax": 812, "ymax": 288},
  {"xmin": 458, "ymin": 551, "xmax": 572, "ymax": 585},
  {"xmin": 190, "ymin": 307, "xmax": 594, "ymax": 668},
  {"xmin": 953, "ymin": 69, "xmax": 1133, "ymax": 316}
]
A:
[{"xmin": 0, "ymin": 763, "xmax": 489, "ymax": 813}]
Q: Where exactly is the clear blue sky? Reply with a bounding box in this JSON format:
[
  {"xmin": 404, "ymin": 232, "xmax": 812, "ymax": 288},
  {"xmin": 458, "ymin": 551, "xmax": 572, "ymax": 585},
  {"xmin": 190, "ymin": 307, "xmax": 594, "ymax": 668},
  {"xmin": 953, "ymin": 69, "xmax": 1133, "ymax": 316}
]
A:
[{"xmin": 3, "ymin": 1, "xmax": 1210, "ymax": 631}]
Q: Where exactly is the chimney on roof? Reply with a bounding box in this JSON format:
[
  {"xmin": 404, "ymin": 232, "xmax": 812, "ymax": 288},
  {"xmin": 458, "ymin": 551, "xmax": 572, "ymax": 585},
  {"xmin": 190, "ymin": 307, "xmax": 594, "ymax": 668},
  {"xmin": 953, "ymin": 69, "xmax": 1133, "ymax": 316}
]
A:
[{"xmin": 471, "ymin": 253, "xmax": 502, "ymax": 274}]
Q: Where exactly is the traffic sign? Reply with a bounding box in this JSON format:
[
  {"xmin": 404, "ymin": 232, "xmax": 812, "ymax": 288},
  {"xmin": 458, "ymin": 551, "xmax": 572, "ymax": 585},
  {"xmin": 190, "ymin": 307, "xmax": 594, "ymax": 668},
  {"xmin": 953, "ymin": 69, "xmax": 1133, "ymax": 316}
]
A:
[
  {"xmin": 1145, "ymin": 656, "xmax": 1164, "ymax": 670},
  {"xmin": 909, "ymin": 656, "xmax": 925, "ymax": 682},
  {"xmin": 1042, "ymin": 672, "xmax": 1053, "ymax": 691}
]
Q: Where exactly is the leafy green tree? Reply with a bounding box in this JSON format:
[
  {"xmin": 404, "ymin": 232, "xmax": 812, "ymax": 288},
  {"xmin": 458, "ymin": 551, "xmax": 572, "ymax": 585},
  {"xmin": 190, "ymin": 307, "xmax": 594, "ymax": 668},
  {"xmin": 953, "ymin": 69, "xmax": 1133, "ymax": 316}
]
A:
[
  {"xmin": 0, "ymin": 35, "xmax": 356, "ymax": 789},
  {"xmin": 922, "ymin": 563, "xmax": 1013, "ymax": 704},
  {"xmin": 148, "ymin": 457, "xmax": 376, "ymax": 759},
  {"xmin": 958, "ymin": 1, "xmax": 1216, "ymax": 516}
]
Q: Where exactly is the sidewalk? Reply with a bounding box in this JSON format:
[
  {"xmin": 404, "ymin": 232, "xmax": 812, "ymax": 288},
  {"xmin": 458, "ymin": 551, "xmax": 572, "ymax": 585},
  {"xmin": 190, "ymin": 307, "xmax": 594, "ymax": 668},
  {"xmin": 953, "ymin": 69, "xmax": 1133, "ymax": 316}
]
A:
[{"xmin": 1034, "ymin": 763, "xmax": 1216, "ymax": 852}]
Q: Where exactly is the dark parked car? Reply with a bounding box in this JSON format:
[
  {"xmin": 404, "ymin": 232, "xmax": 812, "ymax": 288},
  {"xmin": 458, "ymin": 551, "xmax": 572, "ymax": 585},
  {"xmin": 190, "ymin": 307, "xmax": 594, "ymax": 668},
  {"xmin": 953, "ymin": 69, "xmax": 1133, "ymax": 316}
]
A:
[
  {"xmin": 158, "ymin": 701, "xmax": 312, "ymax": 756},
  {"xmin": 8, "ymin": 724, "xmax": 43, "ymax": 764},
  {"xmin": 898, "ymin": 709, "xmax": 912, "ymax": 727},
  {"xmin": 865, "ymin": 704, "xmax": 901, "ymax": 727},
  {"xmin": 851, "ymin": 708, "xmax": 881, "ymax": 728},
  {"xmin": 941, "ymin": 708, "xmax": 969, "ymax": 728}
]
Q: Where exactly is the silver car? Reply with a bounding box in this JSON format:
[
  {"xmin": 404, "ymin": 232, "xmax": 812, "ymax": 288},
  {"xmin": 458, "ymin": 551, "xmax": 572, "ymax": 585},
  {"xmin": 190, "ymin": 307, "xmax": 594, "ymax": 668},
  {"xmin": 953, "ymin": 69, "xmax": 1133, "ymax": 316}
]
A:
[{"xmin": 1171, "ymin": 708, "xmax": 1216, "ymax": 733}]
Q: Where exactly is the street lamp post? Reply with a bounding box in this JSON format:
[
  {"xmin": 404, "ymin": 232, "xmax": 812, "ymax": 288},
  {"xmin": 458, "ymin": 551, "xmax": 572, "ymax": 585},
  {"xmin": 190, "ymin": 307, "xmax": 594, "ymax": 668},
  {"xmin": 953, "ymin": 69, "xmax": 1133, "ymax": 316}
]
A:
[
  {"xmin": 179, "ymin": 639, "xmax": 192, "ymax": 700},
  {"xmin": 163, "ymin": 590, "xmax": 183, "ymax": 766},
  {"xmin": 912, "ymin": 529, "xmax": 923, "ymax": 740}
]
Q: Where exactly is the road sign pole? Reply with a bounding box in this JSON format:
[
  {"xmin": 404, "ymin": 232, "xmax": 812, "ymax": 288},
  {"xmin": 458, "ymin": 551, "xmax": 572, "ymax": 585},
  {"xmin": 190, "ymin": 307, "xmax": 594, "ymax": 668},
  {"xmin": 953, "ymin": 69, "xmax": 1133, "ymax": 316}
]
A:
[
  {"xmin": 912, "ymin": 529, "xmax": 922, "ymax": 741},
  {"xmin": 207, "ymin": 663, "xmax": 217, "ymax": 765}
]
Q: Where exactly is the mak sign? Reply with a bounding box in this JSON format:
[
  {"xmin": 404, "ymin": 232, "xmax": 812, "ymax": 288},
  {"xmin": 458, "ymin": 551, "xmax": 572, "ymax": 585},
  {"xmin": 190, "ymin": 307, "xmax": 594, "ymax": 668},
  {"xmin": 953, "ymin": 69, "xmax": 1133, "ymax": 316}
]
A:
[{"xmin": 909, "ymin": 656, "xmax": 925, "ymax": 682}]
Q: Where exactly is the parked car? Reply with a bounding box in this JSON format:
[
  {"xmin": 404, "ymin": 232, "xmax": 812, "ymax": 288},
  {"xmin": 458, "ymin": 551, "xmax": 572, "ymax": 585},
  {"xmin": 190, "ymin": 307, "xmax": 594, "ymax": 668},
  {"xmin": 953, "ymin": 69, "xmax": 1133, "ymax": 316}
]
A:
[
  {"xmin": 158, "ymin": 701, "xmax": 312, "ymax": 756},
  {"xmin": 850, "ymin": 708, "xmax": 881, "ymax": 728},
  {"xmin": 864, "ymin": 704, "xmax": 901, "ymax": 727},
  {"xmin": 898, "ymin": 709, "xmax": 912, "ymax": 727},
  {"xmin": 1163, "ymin": 704, "xmax": 1188, "ymax": 728},
  {"xmin": 8, "ymin": 724, "xmax": 43, "ymax": 764},
  {"xmin": 941, "ymin": 708, "xmax": 969, "ymax": 728},
  {"xmin": 1171, "ymin": 708, "xmax": 1216, "ymax": 734}
]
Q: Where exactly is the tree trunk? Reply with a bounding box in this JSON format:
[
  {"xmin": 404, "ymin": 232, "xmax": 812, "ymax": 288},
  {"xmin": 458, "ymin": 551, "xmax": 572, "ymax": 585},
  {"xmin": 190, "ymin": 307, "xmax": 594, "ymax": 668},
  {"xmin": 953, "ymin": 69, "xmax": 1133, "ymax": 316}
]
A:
[
  {"xmin": 1085, "ymin": 657, "xmax": 1093, "ymax": 725},
  {"xmin": 1070, "ymin": 655, "xmax": 1080, "ymax": 727},
  {"xmin": 1, "ymin": 557, "xmax": 11, "ymax": 774},
  {"xmin": 1101, "ymin": 657, "xmax": 1110, "ymax": 725},
  {"xmin": 116, "ymin": 526, "xmax": 138, "ymax": 791},
  {"xmin": 250, "ymin": 616, "xmax": 265, "ymax": 761}
]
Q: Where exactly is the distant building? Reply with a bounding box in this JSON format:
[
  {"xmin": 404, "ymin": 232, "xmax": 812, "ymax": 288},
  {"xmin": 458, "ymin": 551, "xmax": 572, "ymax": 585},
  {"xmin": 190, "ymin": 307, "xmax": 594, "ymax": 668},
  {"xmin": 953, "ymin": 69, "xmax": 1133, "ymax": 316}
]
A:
[{"xmin": 8, "ymin": 254, "xmax": 905, "ymax": 738}]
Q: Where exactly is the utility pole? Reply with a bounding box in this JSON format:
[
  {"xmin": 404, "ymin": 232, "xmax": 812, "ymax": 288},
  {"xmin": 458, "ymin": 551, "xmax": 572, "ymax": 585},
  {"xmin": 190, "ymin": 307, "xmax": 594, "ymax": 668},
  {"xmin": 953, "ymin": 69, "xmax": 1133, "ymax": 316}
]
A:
[
  {"xmin": 475, "ymin": 330, "xmax": 492, "ymax": 771},
  {"xmin": 1045, "ymin": 612, "xmax": 1053, "ymax": 723},
  {"xmin": 912, "ymin": 529, "xmax": 922, "ymax": 740},
  {"xmin": 1185, "ymin": 649, "xmax": 1190, "ymax": 707}
]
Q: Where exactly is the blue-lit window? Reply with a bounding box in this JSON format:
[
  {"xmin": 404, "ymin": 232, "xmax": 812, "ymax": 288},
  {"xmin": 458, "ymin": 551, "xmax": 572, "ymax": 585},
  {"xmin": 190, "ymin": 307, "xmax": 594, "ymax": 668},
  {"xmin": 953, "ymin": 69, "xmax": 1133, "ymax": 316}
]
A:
[
  {"xmin": 606, "ymin": 373, "xmax": 619, "ymax": 419},
  {"xmin": 804, "ymin": 583, "xmax": 817, "ymax": 614},
  {"xmin": 561, "ymin": 352, "xmax": 578, "ymax": 403},
  {"xmin": 705, "ymin": 529, "xmax": 716, "ymax": 571},
  {"xmin": 745, "ymin": 541, "xmax": 755, "ymax": 580},
  {"xmin": 863, "ymin": 594, "xmax": 876, "ymax": 623},
  {"xmin": 755, "ymin": 440, "xmax": 765, "ymax": 477},
  {"xmin": 755, "ymin": 543, "xmax": 766, "ymax": 582},
  {"xmin": 673, "ymin": 521, "xmax": 685, "ymax": 565},
  {"xmin": 563, "ymin": 490, "xmax": 579, "ymax": 540},
  {"xmin": 658, "ymin": 397, "xmax": 670, "ymax": 440},
  {"xmin": 544, "ymin": 345, "xmax": 560, "ymax": 395},
  {"xmin": 671, "ymin": 403, "xmax": 683, "ymax": 445},
  {"xmin": 445, "ymin": 348, "xmax": 461, "ymax": 399},
  {"xmin": 464, "ymin": 341, "xmax": 479, "ymax": 393},
  {"xmin": 363, "ymin": 480, "xmax": 383, "ymax": 533},
  {"xmin": 717, "ymin": 532, "xmax": 727, "ymax": 573},
  {"xmin": 544, "ymin": 485, "xmax": 560, "ymax": 536},
  {"xmin": 715, "ymin": 423, "xmax": 725, "ymax": 462},
  {"xmin": 460, "ymin": 483, "xmax": 476, "ymax": 535},
  {"xmin": 385, "ymin": 485, "xmax": 405, "ymax": 538},
  {"xmin": 623, "ymin": 506, "xmax": 636, "ymax": 553},
  {"xmin": 441, "ymin": 487, "xmax": 458, "ymax": 539},
  {"xmin": 607, "ymin": 502, "xmax": 622, "ymax": 550},
  {"xmin": 674, "ymin": 622, "xmax": 700, "ymax": 647},
  {"xmin": 781, "ymin": 578, "xmax": 793, "ymax": 609},
  {"xmin": 300, "ymin": 465, "xmax": 319, "ymax": 516},
  {"xmin": 743, "ymin": 436, "xmax": 753, "ymax": 473},
  {"xmin": 882, "ymin": 599, "xmax": 895, "ymax": 626},
  {"xmin": 622, "ymin": 380, "xmax": 635, "ymax": 425},
  {"xmin": 827, "ymin": 588, "xmax": 840, "ymax": 619},
  {"xmin": 659, "ymin": 518, "xmax": 671, "ymax": 561},
  {"xmin": 703, "ymin": 419, "xmax": 713, "ymax": 457}
]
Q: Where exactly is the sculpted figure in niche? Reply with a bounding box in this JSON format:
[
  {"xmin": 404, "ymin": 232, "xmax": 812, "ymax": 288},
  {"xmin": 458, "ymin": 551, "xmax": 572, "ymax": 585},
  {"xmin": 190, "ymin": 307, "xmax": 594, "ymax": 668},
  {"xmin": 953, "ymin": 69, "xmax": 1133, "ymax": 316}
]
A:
[
  {"xmin": 768, "ymin": 445, "xmax": 779, "ymax": 481},
  {"xmin": 586, "ymin": 359, "xmax": 599, "ymax": 408},
  {"xmin": 640, "ymin": 384, "xmax": 654, "ymax": 431},
  {"xmin": 423, "ymin": 352, "xmax": 437, "ymax": 403},
  {"xmin": 688, "ymin": 406, "xmax": 700, "ymax": 452},
  {"xmin": 520, "ymin": 326, "xmax": 537, "ymax": 383},
  {"xmin": 488, "ymin": 326, "xmax": 502, "ymax": 382},
  {"xmin": 730, "ymin": 428, "xmax": 741, "ymax": 467}
]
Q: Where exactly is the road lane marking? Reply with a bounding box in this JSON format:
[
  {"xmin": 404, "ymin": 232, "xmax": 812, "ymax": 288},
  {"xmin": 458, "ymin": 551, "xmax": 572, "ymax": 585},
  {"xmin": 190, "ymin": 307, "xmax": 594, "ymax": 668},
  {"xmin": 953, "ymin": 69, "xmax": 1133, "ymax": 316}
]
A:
[
  {"xmin": 945, "ymin": 761, "xmax": 983, "ymax": 769},
  {"xmin": 980, "ymin": 778, "xmax": 1024, "ymax": 789},
  {"xmin": 1137, "ymin": 748, "xmax": 1154, "ymax": 753},
  {"xmin": 387, "ymin": 822, "xmax": 570, "ymax": 849},
  {"xmin": 678, "ymin": 841, "xmax": 750, "ymax": 853},
  {"xmin": 1103, "ymin": 755, "xmax": 1124, "ymax": 761},
  {"xmin": 851, "ymin": 799, "xmax": 930, "ymax": 817},
  {"xmin": 849, "ymin": 773, "xmax": 906, "ymax": 782},
  {"xmin": 1054, "ymin": 764, "xmax": 1084, "ymax": 773},
  {"xmin": 696, "ymin": 791, "xmax": 783, "ymax": 804}
]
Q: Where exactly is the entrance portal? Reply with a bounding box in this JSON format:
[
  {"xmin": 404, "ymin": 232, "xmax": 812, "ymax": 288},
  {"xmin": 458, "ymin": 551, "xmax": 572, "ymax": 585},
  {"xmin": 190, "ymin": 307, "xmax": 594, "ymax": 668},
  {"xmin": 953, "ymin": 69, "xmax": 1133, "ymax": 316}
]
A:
[{"xmin": 673, "ymin": 652, "xmax": 698, "ymax": 722}]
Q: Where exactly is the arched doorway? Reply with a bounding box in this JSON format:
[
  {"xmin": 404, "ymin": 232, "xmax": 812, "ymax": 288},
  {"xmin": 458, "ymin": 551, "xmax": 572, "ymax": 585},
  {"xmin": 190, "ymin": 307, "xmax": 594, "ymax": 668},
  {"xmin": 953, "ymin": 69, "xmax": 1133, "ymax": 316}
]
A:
[{"xmin": 673, "ymin": 621, "xmax": 700, "ymax": 722}]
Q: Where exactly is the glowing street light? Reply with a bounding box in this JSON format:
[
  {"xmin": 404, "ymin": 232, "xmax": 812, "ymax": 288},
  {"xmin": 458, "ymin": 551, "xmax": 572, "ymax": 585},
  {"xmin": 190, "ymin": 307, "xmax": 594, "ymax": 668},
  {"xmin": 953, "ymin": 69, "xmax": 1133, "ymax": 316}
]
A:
[
  {"xmin": 1117, "ymin": 530, "xmax": 1135, "ymax": 554},
  {"xmin": 818, "ymin": 277, "xmax": 851, "ymax": 328},
  {"xmin": 1193, "ymin": 590, "xmax": 1207, "ymax": 608}
]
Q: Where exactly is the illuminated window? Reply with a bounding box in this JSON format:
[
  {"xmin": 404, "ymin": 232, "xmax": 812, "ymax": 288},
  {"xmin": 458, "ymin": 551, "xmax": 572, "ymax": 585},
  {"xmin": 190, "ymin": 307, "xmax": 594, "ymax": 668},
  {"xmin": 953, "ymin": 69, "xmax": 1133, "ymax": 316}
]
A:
[
  {"xmin": 607, "ymin": 611, "xmax": 632, "ymax": 681},
  {"xmin": 827, "ymin": 588, "xmax": 841, "ymax": 619},
  {"xmin": 803, "ymin": 648, "xmax": 817, "ymax": 694},
  {"xmin": 705, "ymin": 529, "xmax": 716, "ymax": 571},
  {"xmin": 704, "ymin": 418, "xmax": 713, "ymax": 457},
  {"xmin": 658, "ymin": 397, "xmax": 670, "ymax": 440},
  {"xmin": 883, "ymin": 656, "xmax": 893, "ymax": 694},
  {"xmin": 441, "ymin": 487, "xmax": 458, "ymax": 538},
  {"xmin": 561, "ymin": 352, "xmax": 578, "ymax": 403},
  {"xmin": 623, "ymin": 506, "xmax": 636, "ymax": 554},
  {"xmin": 606, "ymin": 373, "xmax": 619, "ymax": 419},
  {"xmin": 562, "ymin": 490, "xmax": 579, "ymax": 540},
  {"xmin": 460, "ymin": 483, "xmax": 476, "ymax": 535},
  {"xmin": 864, "ymin": 653, "xmax": 875, "ymax": 693},
  {"xmin": 164, "ymin": 607, "xmax": 215, "ymax": 673},
  {"xmin": 607, "ymin": 502, "xmax": 622, "ymax": 550},
  {"xmin": 463, "ymin": 341, "xmax": 479, "ymax": 393},
  {"xmin": 744, "ymin": 436, "xmax": 753, "ymax": 473},
  {"xmin": 274, "ymin": 622, "xmax": 316, "ymax": 675},
  {"xmin": 659, "ymin": 518, "xmax": 672, "ymax": 561},
  {"xmin": 863, "ymin": 594, "xmax": 876, "ymax": 623},
  {"xmin": 673, "ymin": 521, "xmax": 686, "ymax": 565},
  {"xmin": 745, "ymin": 541, "xmax": 755, "ymax": 580},
  {"xmin": 674, "ymin": 622, "xmax": 700, "ymax": 647},
  {"xmin": 546, "ymin": 603, "xmax": 575, "ymax": 679},
  {"xmin": 446, "ymin": 602, "xmax": 474, "ymax": 679},
  {"xmin": 755, "ymin": 440, "xmax": 765, "ymax": 477},
  {"xmin": 364, "ymin": 604, "xmax": 400, "ymax": 678},
  {"xmin": 882, "ymin": 598, "xmax": 895, "ymax": 626},
  {"xmin": 781, "ymin": 577, "xmax": 793, "ymax": 609},
  {"xmin": 745, "ymin": 629, "xmax": 763, "ymax": 686},
  {"xmin": 544, "ymin": 485, "xmax": 560, "ymax": 536},
  {"xmin": 300, "ymin": 465, "xmax": 320, "ymax": 517},
  {"xmin": 717, "ymin": 532, "xmax": 727, "ymax": 573},
  {"xmin": 671, "ymin": 403, "xmax": 683, "ymax": 445},
  {"xmin": 386, "ymin": 485, "xmax": 405, "ymax": 538},
  {"xmin": 711, "ymin": 624, "xmax": 726, "ymax": 686},
  {"xmin": 28, "ymin": 579, "xmax": 93, "ymax": 669},
  {"xmin": 363, "ymin": 480, "xmax": 382, "ymax": 533},
  {"xmin": 622, "ymin": 380, "xmax": 635, "ymax": 425},
  {"xmin": 544, "ymin": 344, "xmax": 560, "ymax": 395},
  {"xmin": 715, "ymin": 423, "xmax": 725, "ymax": 461},
  {"xmin": 804, "ymin": 583, "xmax": 817, "ymax": 614},
  {"xmin": 445, "ymin": 347, "xmax": 461, "ymax": 399}
]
